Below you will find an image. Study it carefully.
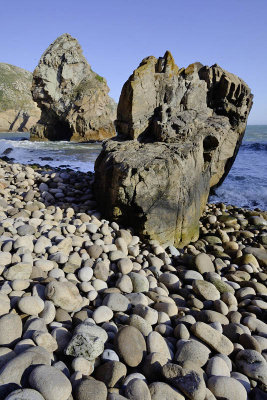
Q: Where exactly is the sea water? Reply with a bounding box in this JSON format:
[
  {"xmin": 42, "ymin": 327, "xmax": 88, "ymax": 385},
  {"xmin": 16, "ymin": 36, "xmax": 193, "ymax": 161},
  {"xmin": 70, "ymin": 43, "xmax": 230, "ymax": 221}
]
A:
[
  {"xmin": 0, "ymin": 126, "xmax": 266, "ymax": 210},
  {"xmin": 0, "ymin": 133, "xmax": 101, "ymax": 173},
  {"xmin": 209, "ymin": 125, "xmax": 267, "ymax": 210}
]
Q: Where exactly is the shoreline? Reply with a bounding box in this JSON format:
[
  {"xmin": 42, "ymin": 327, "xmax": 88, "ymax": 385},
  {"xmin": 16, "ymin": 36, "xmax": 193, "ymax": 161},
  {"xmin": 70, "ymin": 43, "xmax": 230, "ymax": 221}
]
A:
[
  {"xmin": 1, "ymin": 155, "xmax": 267, "ymax": 215},
  {"xmin": 0, "ymin": 158, "xmax": 266, "ymax": 399},
  {"xmin": 1, "ymin": 126, "xmax": 267, "ymax": 211}
]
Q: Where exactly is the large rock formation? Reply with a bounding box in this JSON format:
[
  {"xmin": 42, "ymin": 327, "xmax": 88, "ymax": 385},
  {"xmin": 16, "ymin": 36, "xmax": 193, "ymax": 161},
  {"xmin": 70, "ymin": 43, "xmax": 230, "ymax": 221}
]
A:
[
  {"xmin": 31, "ymin": 33, "xmax": 116, "ymax": 141},
  {"xmin": 94, "ymin": 51, "xmax": 253, "ymax": 247},
  {"xmin": 0, "ymin": 63, "xmax": 40, "ymax": 132}
]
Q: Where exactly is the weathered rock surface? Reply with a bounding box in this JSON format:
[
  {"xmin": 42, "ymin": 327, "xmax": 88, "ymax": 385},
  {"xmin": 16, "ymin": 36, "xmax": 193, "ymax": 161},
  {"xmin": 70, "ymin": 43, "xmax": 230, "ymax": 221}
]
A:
[
  {"xmin": 31, "ymin": 33, "xmax": 116, "ymax": 141},
  {"xmin": 94, "ymin": 51, "xmax": 253, "ymax": 246},
  {"xmin": 0, "ymin": 63, "xmax": 40, "ymax": 132}
]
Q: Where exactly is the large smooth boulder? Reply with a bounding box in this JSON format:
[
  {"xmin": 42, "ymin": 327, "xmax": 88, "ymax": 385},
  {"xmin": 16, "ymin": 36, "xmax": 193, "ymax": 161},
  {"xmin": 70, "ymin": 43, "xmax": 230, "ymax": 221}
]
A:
[
  {"xmin": 94, "ymin": 51, "xmax": 253, "ymax": 246},
  {"xmin": 31, "ymin": 33, "xmax": 116, "ymax": 141}
]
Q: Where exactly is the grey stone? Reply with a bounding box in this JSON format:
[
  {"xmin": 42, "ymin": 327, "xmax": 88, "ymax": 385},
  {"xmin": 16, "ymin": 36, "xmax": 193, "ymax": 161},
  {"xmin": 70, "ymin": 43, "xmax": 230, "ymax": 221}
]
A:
[
  {"xmin": 0, "ymin": 348, "xmax": 16, "ymax": 369},
  {"xmin": 23, "ymin": 189, "xmax": 35, "ymax": 201},
  {"xmin": 0, "ymin": 251, "xmax": 12, "ymax": 266},
  {"xmin": 3, "ymin": 262, "xmax": 32, "ymax": 280},
  {"xmin": 18, "ymin": 296, "xmax": 44, "ymax": 316},
  {"xmin": 39, "ymin": 300, "xmax": 56, "ymax": 324},
  {"xmin": 102, "ymin": 349, "xmax": 119, "ymax": 362},
  {"xmin": 0, "ymin": 347, "xmax": 51, "ymax": 399},
  {"xmin": 194, "ymin": 253, "xmax": 215, "ymax": 274},
  {"xmin": 175, "ymin": 339, "xmax": 210, "ymax": 367},
  {"xmin": 14, "ymin": 339, "xmax": 35, "ymax": 354},
  {"xmin": 117, "ymin": 258, "xmax": 133, "ymax": 274},
  {"xmin": 5, "ymin": 389, "xmax": 45, "ymax": 400},
  {"xmin": 93, "ymin": 261, "xmax": 109, "ymax": 281},
  {"xmin": 51, "ymin": 328, "xmax": 72, "ymax": 353},
  {"xmin": 125, "ymin": 378, "xmax": 151, "ymax": 400},
  {"xmin": 108, "ymin": 394, "xmax": 128, "ymax": 400},
  {"xmin": 32, "ymin": 331, "xmax": 58, "ymax": 353},
  {"xmin": 207, "ymin": 376, "xmax": 247, "ymax": 400},
  {"xmin": 23, "ymin": 317, "xmax": 48, "ymax": 339},
  {"xmin": 45, "ymin": 280, "xmax": 83, "ymax": 312},
  {"xmin": 191, "ymin": 322, "xmax": 234, "ymax": 355},
  {"xmin": 235, "ymin": 349, "xmax": 267, "ymax": 385},
  {"xmin": 87, "ymin": 244, "xmax": 103, "ymax": 259},
  {"xmin": 49, "ymin": 252, "xmax": 68, "ymax": 264},
  {"xmin": 95, "ymin": 361, "xmax": 127, "ymax": 388},
  {"xmin": 168, "ymin": 246, "xmax": 180, "ymax": 257},
  {"xmin": 180, "ymin": 270, "xmax": 203, "ymax": 282},
  {"xmin": 34, "ymin": 236, "xmax": 52, "ymax": 254},
  {"xmin": 123, "ymin": 373, "xmax": 146, "ymax": 386},
  {"xmin": 65, "ymin": 322, "xmax": 107, "ymax": 361},
  {"xmin": 17, "ymin": 224, "xmax": 35, "ymax": 236},
  {"xmin": 109, "ymin": 250, "xmax": 125, "ymax": 261},
  {"xmin": 75, "ymin": 377, "xmax": 107, "ymax": 400},
  {"xmin": 103, "ymin": 293, "xmax": 130, "ymax": 312},
  {"xmin": 206, "ymin": 356, "xmax": 230, "ymax": 377},
  {"xmin": 0, "ymin": 313, "xmax": 22, "ymax": 346},
  {"xmin": 230, "ymin": 372, "xmax": 250, "ymax": 392},
  {"xmin": 147, "ymin": 331, "xmax": 173, "ymax": 359},
  {"xmin": 129, "ymin": 314, "xmax": 153, "ymax": 337},
  {"xmin": 162, "ymin": 363, "xmax": 206, "ymax": 400},
  {"xmin": 13, "ymin": 236, "xmax": 34, "ymax": 252},
  {"xmin": 159, "ymin": 273, "xmax": 179, "ymax": 291},
  {"xmin": 116, "ymin": 275, "xmax": 133, "ymax": 293},
  {"xmin": 65, "ymin": 332, "xmax": 104, "ymax": 361},
  {"xmin": 115, "ymin": 326, "xmax": 146, "ymax": 367},
  {"xmin": 192, "ymin": 280, "xmax": 220, "ymax": 301},
  {"xmin": 74, "ymin": 322, "xmax": 108, "ymax": 343},
  {"xmin": 29, "ymin": 365, "xmax": 72, "ymax": 400},
  {"xmin": 193, "ymin": 310, "xmax": 229, "ymax": 325},
  {"xmin": 129, "ymin": 272, "xmax": 149, "ymax": 292},
  {"xmin": 243, "ymin": 246, "xmax": 267, "ymax": 268},
  {"xmin": 149, "ymin": 382, "xmax": 185, "ymax": 400},
  {"xmin": 126, "ymin": 293, "xmax": 148, "ymax": 307},
  {"xmin": 93, "ymin": 306, "xmax": 113, "ymax": 324},
  {"xmin": 243, "ymin": 315, "xmax": 267, "ymax": 334}
]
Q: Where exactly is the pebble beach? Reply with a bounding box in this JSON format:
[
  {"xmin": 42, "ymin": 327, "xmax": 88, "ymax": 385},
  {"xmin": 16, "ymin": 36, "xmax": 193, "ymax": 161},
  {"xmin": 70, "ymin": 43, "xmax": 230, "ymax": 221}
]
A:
[{"xmin": 0, "ymin": 158, "xmax": 266, "ymax": 400}]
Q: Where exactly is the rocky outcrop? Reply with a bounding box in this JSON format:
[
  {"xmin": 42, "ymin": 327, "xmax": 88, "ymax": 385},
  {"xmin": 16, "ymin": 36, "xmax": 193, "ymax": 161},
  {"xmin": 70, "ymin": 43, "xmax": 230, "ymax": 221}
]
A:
[
  {"xmin": 30, "ymin": 33, "xmax": 116, "ymax": 141},
  {"xmin": 94, "ymin": 51, "xmax": 253, "ymax": 247},
  {"xmin": 0, "ymin": 63, "xmax": 41, "ymax": 132}
]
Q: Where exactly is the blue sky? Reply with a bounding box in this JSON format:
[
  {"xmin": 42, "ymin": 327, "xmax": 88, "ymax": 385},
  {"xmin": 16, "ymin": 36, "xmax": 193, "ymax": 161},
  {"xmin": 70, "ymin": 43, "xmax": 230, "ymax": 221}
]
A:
[{"xmin": 1, "ymin": 0, "xmax": 266, "ymax": 124}]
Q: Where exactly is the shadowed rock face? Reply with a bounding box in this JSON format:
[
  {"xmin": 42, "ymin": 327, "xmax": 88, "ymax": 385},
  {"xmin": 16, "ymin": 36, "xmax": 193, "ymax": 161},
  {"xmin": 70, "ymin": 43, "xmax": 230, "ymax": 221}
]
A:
[
  {"xmin": 94, "ymin": 51, "xmax": 253, "ymax": 246},
  {"xmin": 30, "ymin": 33, "xmax": 116, "ymax": 141},
  {"xmin": 0, "ymin": 63, "xmax": 41, "ymax": 132}
]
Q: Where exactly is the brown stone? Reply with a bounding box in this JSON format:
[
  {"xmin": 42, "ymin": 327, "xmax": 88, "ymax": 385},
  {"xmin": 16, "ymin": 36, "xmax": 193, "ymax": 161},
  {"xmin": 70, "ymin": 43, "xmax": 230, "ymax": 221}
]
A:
[
  {"xmin": 115, "ymin": 326, "xmax": 146, "ymax": 367},
  {"xmin": 95, "ymin": 361, "xmax": 127, "ymax": 388}
]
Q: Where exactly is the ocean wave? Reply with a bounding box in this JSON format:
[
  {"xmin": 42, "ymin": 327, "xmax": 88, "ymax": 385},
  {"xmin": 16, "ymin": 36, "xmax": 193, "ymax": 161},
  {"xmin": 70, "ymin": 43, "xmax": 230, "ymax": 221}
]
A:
[
  {"xmin": 0, "ymin": 139, "xmax": 101, "ymax": 172},
  {"xmin": 209, "ymin": 184, "xmax": 267, "ymax": 210},
  {"xmin": 241, "ymin": 141, "xmax": 267, "ymax": 152}
]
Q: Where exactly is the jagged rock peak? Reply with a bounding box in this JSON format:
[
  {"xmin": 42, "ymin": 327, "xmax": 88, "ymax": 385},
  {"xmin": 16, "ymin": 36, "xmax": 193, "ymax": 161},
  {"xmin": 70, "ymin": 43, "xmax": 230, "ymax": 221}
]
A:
[
  {"xmin": 31, "ymin": 33, "xmax": 116, "ymax": 141},
  {"xmin": 95, "ymin": 51, "xmax": 253, "ymax": 247},
  {"xmin": 116, "ymin": 51, "xmax": 252, "ymax": 143},
  {"xmin": 0, "ymin": 63, "xmax": 40, "ymax": 132}
]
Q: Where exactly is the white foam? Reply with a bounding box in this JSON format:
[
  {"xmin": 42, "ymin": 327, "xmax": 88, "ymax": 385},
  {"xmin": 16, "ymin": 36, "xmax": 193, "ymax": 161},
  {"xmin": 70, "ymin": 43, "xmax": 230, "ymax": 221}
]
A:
[{"xmin": 0, "ymin": 139, "xmax": 101, "ymax": 172}]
